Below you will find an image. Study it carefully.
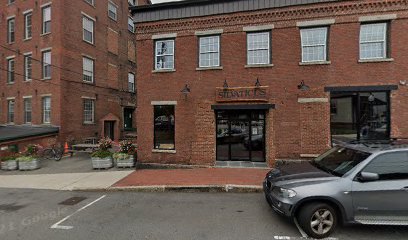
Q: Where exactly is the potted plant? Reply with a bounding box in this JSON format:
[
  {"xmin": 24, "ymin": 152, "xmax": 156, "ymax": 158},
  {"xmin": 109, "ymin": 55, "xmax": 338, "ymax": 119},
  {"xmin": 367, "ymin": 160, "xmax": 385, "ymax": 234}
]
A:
[
  {"xmin": 113, "ymin": 140, "xmax": 136, "ymax": 168},
  {"xmin": 1, "ymin": 153, "xmax": 19, "ymax": 171},
  {"xmin": 91, "ymin": 137, "xmax": 113, "ymax": 169},
  {"xmin": 18, "ymin": 144, "xmax": 42, "ymax": 171}
]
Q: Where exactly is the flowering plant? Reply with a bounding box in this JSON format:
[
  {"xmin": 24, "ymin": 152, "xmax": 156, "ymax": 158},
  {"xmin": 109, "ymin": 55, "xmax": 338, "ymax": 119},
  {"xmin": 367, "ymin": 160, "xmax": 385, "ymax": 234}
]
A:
[
  {"xmin": 98, "ymin": 137, "xmax": 113, "ymax": 151},
  {"xmin": 23, "ymin": 144, "xmax": 43, "ymax": 157},
  {"xmin": 118, "ymin": 140, "xmax": 136, "ymax": 154}
]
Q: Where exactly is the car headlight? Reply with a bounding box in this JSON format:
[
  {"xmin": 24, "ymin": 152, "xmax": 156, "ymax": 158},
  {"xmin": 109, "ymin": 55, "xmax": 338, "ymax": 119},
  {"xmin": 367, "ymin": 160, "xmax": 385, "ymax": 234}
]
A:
[{"xmin": 274, "ymin": 187, "xmax": 297, "ymax": 198}]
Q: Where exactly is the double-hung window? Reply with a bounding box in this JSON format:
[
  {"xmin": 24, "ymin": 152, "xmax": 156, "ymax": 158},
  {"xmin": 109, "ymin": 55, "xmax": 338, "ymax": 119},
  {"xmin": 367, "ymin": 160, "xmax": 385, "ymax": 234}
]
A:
[
  {"xmin": 300, "ymin": 27, "xmax": 328, "ymax": 62},
  {"xmin": 155, "ymin": 40, "xmax": 174, "ymax": 70},
  {"xmin": 128, "ymin": 17, "xmax": 135, "ymax": 33},
  {"xmin": 154, "ymin": 105, "xmax": 175, "ymax": 150},
  {"xmin": 108, "ymin": 2, "xmax": 118, "ymax": 21},
  {"xmin": 128, "ymin": 73, "xmax": 135, "ymax": 92},
  {"xmin": 7, "ymin": 58, "xmax": 15, "ymax": 84},
  {"xmin": 8, "ymin": 100, "xmax": 15, "ymax": 124},
  {"xmin": 83, "ymin": 57, "xmax": 94, "ymax": 83},
  {"xmin": 7, "ymin": 18, "xmax": 15, "ymax": 43},
  {"xmin": 42, "ymin": 97, "xmax": 51, "ymax": 124},
  {"xmin": 24, "ymin": 54, "xmax": 32, "ymax": 81},
  {"xmin": 24, "ymin": 98, "xmax": 32, "ymax": 124},
  {"xmin": 360, "ymin": 23, "xmax": 388, "ymax": 60},
  {"xmin": 83, "ymin": 99, "xmax": 95, "ymax": 124},
  {"xmin": 83, "ymin": 16, "xmax": 94, "ymax": 44},
  {"xmin": 42, "ymin": 6, "xmax": 51, "ymax": 34},
  {"xmin": 247, "ymin": 32, "xmax": 270, "ymax": 65},
  {"xmin": 199, "ymin": 35, "xmax": 220, "ymax": 68},
  {"xmin": 85, "ymin": 0, "xmax": 94, "ymax": 6},
  {"xmin": 42, "ymin": 50, "xmax": 51, "ymax": 79},
  {"xmin": 8, "ymin": 0, "xmax": 15, "ymax": 4},
  {"xmin": 24, "ymin": 12, "xmax": 32, "ymax": 39}
]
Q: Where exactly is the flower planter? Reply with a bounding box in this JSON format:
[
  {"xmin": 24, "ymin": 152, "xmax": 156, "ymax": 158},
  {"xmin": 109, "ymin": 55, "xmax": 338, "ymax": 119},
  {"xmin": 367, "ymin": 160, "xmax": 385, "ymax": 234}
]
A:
[
  {"xmin": 1, "ymin": 160, "xmax": 18, "ymax": 171},
  {"xmin": 114, "ymin": 154, "xmax": 135, "ymax": 168},
  {"xmin": 91, "ymin": 156, "xmax": 113, "ymax": 169},
  {"xmin": 18, "ymin": 159, "xmax": 40, "ymax": 171}
]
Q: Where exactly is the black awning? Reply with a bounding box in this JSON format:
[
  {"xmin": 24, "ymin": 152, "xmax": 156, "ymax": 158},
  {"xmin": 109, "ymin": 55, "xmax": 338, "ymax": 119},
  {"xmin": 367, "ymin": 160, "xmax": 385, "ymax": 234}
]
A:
[
  {"xmin": 0, "ymin": 125, "xmax": 59, "ymax": 143},
  {"xmin": 211, "ymin": 104, "xmax": 275, "ymax": 110},
  {"xmin": 324, "ymin": 85, "xmax": 398, "ymax": 92}
]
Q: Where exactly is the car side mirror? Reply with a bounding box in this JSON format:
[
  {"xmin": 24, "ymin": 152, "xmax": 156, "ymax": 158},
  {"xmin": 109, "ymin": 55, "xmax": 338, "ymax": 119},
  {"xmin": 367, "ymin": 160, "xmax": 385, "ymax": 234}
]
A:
[{"xmin": 358, "ymin": 172, "xmax": 379, "ymax": 182}]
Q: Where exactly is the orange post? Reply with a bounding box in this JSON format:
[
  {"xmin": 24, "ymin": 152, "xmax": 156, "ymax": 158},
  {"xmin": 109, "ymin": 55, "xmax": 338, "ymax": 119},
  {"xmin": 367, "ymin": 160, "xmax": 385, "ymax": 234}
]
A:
[{"xmin": 64, "ymin": 142, "xmax": 69, "ymax": 154}]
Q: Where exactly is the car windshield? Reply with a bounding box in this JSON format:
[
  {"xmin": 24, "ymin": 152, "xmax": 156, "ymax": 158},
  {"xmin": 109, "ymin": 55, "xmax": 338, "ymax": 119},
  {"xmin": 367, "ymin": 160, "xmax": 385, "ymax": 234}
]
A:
[{"xmin": 312, "ymin": 146, "xmax": 371, "ymax": 177}]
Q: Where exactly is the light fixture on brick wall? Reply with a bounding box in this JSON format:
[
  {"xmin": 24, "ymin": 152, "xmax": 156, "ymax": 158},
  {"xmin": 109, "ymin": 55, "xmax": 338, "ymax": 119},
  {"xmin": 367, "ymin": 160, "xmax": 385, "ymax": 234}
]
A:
[
  {"xmin": 181, "ymin": 84, "xmax": 190, "ymax": 98},
  {"xmin": 297, "ymin": 80, "xmax": 310, "ymax": 91},
  {"xmin": 255, "ymin": 78, "xmax": 261, "ymax": 87},
  {"xmin": 223, "ymin": 79, "xmax": 229, "ymax": 89}
]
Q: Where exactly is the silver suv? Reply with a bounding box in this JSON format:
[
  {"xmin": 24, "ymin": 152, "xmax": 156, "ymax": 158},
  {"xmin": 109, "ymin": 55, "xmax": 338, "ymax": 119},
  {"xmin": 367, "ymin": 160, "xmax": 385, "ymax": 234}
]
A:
[{"xmin": 263, "ymin": 141, "xmax": 408, "ymax": 239}]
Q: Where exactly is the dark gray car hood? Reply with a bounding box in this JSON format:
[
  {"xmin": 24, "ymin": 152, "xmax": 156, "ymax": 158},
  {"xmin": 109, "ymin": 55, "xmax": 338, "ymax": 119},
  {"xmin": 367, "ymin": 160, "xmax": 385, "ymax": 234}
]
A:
[{"xmin": 266, "ymin": 161, "xmax": 333, "ymax": 182}]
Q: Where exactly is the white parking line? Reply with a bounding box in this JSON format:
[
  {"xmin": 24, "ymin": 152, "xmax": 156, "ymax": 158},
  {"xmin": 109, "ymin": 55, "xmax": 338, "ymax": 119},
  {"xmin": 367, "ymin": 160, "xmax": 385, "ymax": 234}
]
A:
[{"xmin": 50, "ymin": 195, "xmax": 106, "ymax": 230}]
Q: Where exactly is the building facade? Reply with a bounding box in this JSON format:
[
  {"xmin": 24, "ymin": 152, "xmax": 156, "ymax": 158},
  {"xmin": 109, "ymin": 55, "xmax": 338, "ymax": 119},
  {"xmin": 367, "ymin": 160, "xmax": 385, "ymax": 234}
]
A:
[
  {"xmin": 0, "ymin": 0, "xmax": 149, "ymax": 144},
  {"xmin": 131, "ymin": 0, "xmax": 408, "ymax": 166}
]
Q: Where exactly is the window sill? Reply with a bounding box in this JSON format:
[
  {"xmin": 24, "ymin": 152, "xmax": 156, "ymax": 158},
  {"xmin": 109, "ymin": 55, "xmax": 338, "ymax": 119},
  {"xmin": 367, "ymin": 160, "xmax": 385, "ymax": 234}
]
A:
[
  {"xmin": 41, "ymin": 78, "xmax": 51, "ymax": 80},
  {"xmin": 82, "ymin": 81, "xmax": 95, "ymax": 85},
  {"xmin": 196, "ymin": 66, "xmax": 223, "ymax": 71},
  {"xmin": 152, "ymin": 149, "xmax": 176, "ymax": 154},
  {"xmin": 83, "ymin": 40, "xmax": 95, "ymax": 46},
  {"xmin": 358, "ymin": 58, "xmax": 394, "ymax": 63},
  {"xmin": 245, "ymin": 64, "xmax": 274, "ymax": 68},
  {"xmin": 24, "ymin": 80, "xmax": 32, "ymax": 82},
  {"xmin": 152, "ymin": 69, "xmax": 176, "ymax": 73},
  {"xmin": 7, "ymin": 82, "xmax": 15, "ymax": 85},
  {"xmin": 299, "ymin": 61, "xmax": 331, "ymax": 66},
  {"xmin": 23, "ymin": 38, "xmax": 32, "ymax": 42},
  {"xmin": 40, "ymin": 32, "xmax": 51, "ymax": 37},
  {"xmin": 83, "ymin": 122, "xmax": 96, "ymax": 125}
]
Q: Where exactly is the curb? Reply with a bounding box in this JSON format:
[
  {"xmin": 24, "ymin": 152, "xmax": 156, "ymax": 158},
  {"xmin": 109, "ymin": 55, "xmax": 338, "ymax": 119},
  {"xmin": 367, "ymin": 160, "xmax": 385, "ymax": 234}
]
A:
[{"xmin": 72, "ymin": 184, "xmax": 263, "ymax": 193}]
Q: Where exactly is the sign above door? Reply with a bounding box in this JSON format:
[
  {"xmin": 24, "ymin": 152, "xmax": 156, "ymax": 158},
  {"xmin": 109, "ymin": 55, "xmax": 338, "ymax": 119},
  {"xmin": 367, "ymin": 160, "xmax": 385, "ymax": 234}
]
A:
[{"xmin": 215, "ymin": 86, "xmax": 269, "ymax": 102}]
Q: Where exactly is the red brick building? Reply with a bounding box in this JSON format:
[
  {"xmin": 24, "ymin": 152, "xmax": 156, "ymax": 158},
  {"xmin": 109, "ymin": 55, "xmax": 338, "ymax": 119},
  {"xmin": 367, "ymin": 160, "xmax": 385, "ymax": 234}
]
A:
[
  {"xmin": 131, "ymin": 0, "xmax": 408, "ymax": 166},
  {"xmin": 0, "ymin": 0, "xmax": 150, "ymax": 145}
]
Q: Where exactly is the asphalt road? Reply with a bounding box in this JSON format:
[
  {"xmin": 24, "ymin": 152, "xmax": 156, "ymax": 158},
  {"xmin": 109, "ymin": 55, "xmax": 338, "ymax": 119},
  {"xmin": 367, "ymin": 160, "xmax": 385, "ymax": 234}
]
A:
[{"xmin": 0, "ymin": 188, "xmax": 407, "ymax": 240}]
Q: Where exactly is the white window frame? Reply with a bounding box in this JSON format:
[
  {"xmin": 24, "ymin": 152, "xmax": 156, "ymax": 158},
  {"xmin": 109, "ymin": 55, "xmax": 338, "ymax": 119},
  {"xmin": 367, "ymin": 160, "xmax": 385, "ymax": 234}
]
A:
[
  {"xmin": 155, "ymin": 39, "xmax": 175, "ymax": 70},
  {"xmin": 83, "ymin": 98, "xmax": 95, "ymax": 124},
  {"xmin": 128, "ymin": 73, "xmax": 135, "ymax": 92},
  {"xmin": 108, "ymin": 1, "xmax": 118, "ymax": 21},
  {"xmin": 246, "ymin": 31, "xmax": 271, "ymax": 65},
  {"xmin": 8, "ymin": 99, "xmax": 15, "ymax": 124},
  {"xmin": 7, "ymin": 17, "xmax": 15, "ymax": 43},
  {"xmin": 128, "ymin": 17, "xmax": 135, "ymax": 33},
  {"xmin": 82, "ymin": 15, "xmax": 95, "ymax": 44},
  {"xmin": 24, "ymin": 97, "xmax": 32, "ymax": 124},
  {"xmin": 24, "ymin": 12, "xmax": 33, "ymax": 39},
  {"xmin": 8, "ymin": 0, "xmax": 15, "ymax": 5},
  {"xmin": 199, "ymin": 35, "xmax": 220, "ymax": 68},
  {"xmin": 82, "ymin": 57, "xmax": 95, "ymax": 83},
  {"xmin": 42, "ymin": 5, "xmax": 51, "ymax": 34},
  {"xmin": 359, "ymin": 23, "xmax": 388, "ymax": 60},
  {"xmin": 42, "ymin": 50, "xmax": 52, "ymax": 79},
  {"xmin": 84, "ymin": 0, "xmax": 94, "ymax": 6},
  {"xmin": 300, "ymin": 27, "xmax": 328, "ymax": 63},
  {"xmin": 7, "ymin": 57, "xmax": 15, "ymax": 84},
  {"xmin": 24, "ymin": 53, "xmax": 32, "ymax": 81},
  {"xmin": 42, "ymin": 96, "xmax": 51, "ymax": 124}
]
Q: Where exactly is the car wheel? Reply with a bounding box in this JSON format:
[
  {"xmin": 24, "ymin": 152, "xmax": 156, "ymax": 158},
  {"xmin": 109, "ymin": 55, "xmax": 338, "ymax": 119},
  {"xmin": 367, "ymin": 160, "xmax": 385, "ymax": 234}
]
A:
[{"xmin": 297, "ymin": 202, "xmax": 337, "ymax": 239}]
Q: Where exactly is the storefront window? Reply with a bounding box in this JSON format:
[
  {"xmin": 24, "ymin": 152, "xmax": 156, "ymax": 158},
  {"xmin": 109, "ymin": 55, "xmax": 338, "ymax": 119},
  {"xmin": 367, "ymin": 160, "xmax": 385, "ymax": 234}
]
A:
[{"xmin": 154, "ymin": 105, "xmax": 175, "ymax": 150}]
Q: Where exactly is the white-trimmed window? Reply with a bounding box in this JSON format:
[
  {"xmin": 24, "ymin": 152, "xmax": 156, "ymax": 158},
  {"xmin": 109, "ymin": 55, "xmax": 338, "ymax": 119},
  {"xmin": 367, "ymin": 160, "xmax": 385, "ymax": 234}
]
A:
[
  {"xmin": 7, "ymin": 58, "xmax": 15, "ymax": 84},
  {"xmin": 42, "ymin": 50, "xmax": 51, "ymax": 79},
  {"xmin": 7, "ymin": 18, "xmax": 15, "ymax": 43},
  {"xmin": 24, "ymin": 54, "xmax": 32, "ymax": 81},
  {"xmin": 83, "ymin": 16, "xmax": 94, "ymax": 44},
  {"xmin": 199, "ymin": 35, "xmax": 220, "ymax": 67},
  {"xmin": 128, "ymin": 17, "xmax": 135, "ymax": 33},
  {"xmin": 24, "ymin": 12, "xmax": 32, "ymax": 39},
  {"xmin": 128, "ymin": 73, "xmax": 135, "ymax": 92},
  {"xmin": 247, "ymin": 32, "xmax": 270, "ymax": 65},
  {"xmin": 360, "ymin": 23, "xmax": 388, "ymax": 60},
  {"xmin": 8, "ymin": 100, "xmax": 15, "ymax": 123},
  {"xmin": 155, "ymin": 40, "xmax": 175, "ymax": 70},
  {"xmin": 42, "ymin": 6, "xmax": 51, "ymax": 34},
  {"xmin": 84, "ymin": 0, "xmax": 94, "ymax": 5},
  {"xmin": 8, "ymin": 0, "xmax": 15, "ymax": 4},
  {"xmin": 108, "ymin": 1, "xmax": 118, "ymax": 21},
  {"xmin": 300, "ymin": 27, "xmax": 328, "ymax": 62},
  {"xmin": 24, "ymin": 98, "xmax": 32, "ymax": 124},
  {"xmin": 83, "ymin": 57, "xmax": 94, "ymax": 83},
  {"xmin": 83, "ymin": 99, "xmax": 95, "ymax": 124},
  {"xmin": 42, "ymin": 97, "xmax": 51, "ymax": 124}
]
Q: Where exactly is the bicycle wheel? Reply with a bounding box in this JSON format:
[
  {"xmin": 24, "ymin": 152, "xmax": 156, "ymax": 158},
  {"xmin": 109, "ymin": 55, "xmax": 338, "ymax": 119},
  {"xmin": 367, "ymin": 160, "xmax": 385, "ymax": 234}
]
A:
[
  {"xmin": 53, "ymin": 148, "xmax": 63, "ymax": 161},
  {"xmin": 42, "ymin": 149, "xmax": 53, "ymax": 160}
]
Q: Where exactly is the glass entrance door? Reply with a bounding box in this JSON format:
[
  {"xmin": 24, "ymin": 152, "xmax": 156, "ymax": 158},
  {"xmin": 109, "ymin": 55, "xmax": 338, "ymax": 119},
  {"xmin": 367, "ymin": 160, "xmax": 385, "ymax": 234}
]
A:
[{"xmin": 216, "ymin": 110, "xmax": 265, "ymax": 162}]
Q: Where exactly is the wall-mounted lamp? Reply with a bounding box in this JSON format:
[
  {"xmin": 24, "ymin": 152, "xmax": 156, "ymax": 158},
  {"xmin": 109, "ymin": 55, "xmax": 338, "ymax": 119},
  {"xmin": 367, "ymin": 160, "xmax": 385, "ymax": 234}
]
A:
[
  {"xmin": 255, "ymin": 78, "xmax": 261, "ymax": 87},
  {"xmin": 223, "ymin": 79, "xmax": 229, "ymax": 89},
  {"xmin": 297, "ymin": 80, "xmax": 310, "ymax": 91},
  {"xmin": 181, "ymin": 84, "xmax": 191, "ymax": 98}
]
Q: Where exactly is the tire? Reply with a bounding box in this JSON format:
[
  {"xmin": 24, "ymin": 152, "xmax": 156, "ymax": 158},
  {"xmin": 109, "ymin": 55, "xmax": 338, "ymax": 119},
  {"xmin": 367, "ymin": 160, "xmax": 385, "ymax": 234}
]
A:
[
  {"xmin": 297, "ymin": 202, "xmax": 337, "ymax": 239},
  {"xmin": 53, "ymin": 149, "xmax": 63, "ymax": 161},
  {"xmin": 42, "ymin": 149, "xmax": 53, "ymax": 160}
]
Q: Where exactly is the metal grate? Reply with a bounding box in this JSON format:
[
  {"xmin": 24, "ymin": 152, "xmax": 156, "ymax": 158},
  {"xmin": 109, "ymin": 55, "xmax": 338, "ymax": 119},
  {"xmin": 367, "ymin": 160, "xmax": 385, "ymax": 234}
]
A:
[{"xmin": 58, "ymin": 197, "xmax": 87, "ymax": 206}]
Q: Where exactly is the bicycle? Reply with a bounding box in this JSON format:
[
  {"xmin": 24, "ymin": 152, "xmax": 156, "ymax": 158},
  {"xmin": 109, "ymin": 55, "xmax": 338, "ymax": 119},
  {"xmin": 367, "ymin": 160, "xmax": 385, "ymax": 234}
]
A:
[{"xmin": 42, "ymin": 144, "xmax": 64, "ymax": 161}]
